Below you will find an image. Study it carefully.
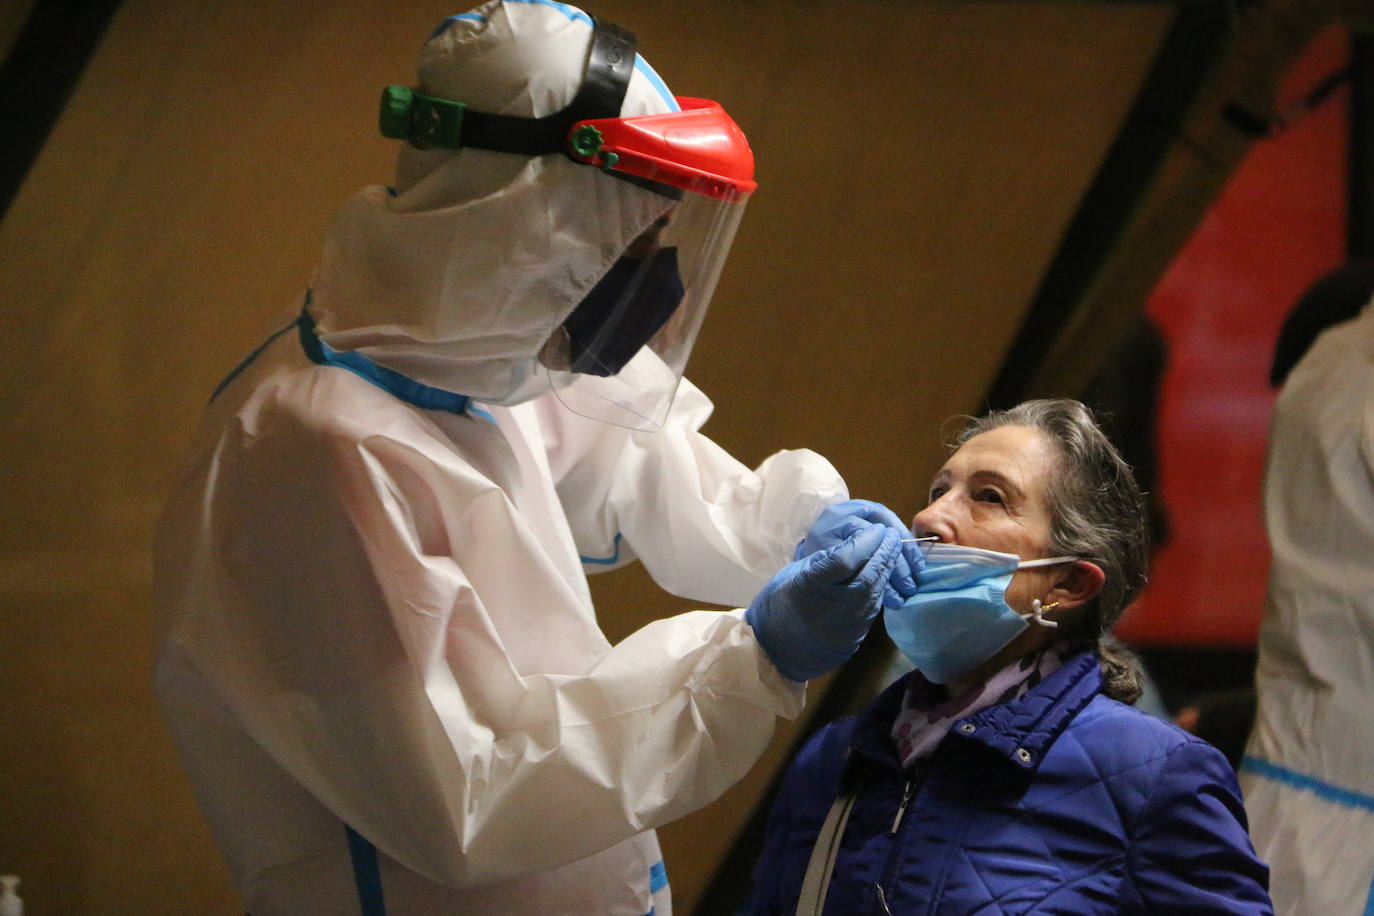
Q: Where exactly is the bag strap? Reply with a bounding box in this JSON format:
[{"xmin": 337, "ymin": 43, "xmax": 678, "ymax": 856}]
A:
[{"xmin": 794, "ymin": 787, "xmax": 857, "ymax": 916}]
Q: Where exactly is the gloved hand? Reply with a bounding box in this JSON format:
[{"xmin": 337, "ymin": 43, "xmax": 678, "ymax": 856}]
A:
[
  {"xmin": 747, "ymin": 522, "xmax": 902, "ymax": 682},
  {"xmin": 795, "ymin": 499, "xmax": 923, "ymax": 608}
]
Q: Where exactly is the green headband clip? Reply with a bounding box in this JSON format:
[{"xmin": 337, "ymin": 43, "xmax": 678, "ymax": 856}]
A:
[{"xmin": 379, "ymin": 85, "xmax": 467, "ymax": 150}]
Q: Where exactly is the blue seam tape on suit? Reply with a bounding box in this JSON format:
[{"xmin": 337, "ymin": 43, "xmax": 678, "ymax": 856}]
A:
[
  {"xmin": 298, "ymin": 309, "xmax": 474, "ymax": 415},
  {"xmin": 1241, "ymin": 755, "xmax": 1374, "ymax": 812},
  {"xmin": 467, "ymin": 404, "xmax": 498, "ymax": 424},
  {"xmin": 580, "ymin": 532, "xmax": 623, "ymax": 566},
  {"xmin": 426, "ymin": 1, "xmax": 677, "ymax": 111}
]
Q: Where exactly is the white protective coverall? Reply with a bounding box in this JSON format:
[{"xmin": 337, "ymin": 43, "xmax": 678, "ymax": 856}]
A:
[
  {"xmin": 1241, "ymin": 298, "xmax": 1374, "ymax": 914},
  {"xmin": 153, "ymin": 4, "xmax": 846, "ymax": 914}
]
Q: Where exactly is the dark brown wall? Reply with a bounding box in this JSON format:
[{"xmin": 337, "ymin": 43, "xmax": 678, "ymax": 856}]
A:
[{"xmin": 0, "ymin": 2, "xmax": 1166, "ymax": 911}]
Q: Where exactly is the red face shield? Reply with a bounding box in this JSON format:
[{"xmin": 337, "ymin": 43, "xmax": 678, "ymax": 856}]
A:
[
  {"xmin": 565, "ymin": 97, "xmax": 756, "ymax": 201},
  {"xmin": 378, "ymin": 17, "xmax": 755, "ymax": 428}
]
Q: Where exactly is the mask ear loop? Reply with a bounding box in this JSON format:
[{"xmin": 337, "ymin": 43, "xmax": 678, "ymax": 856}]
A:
[
  {"xmin": 1030, "ymin": 599, "xmax": 1060, "ymax": 628},
  {"xmin": 1017, "ymin": 556, "xmax": 1079, "ymax": 568}
]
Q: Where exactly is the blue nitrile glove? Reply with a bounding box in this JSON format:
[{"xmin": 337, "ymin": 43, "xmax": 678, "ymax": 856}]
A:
[
  {"xmin": 747, "ymin": 521, "xmax": 902, "ymax": 682},
  {"xmin": 794, "ymin": 499, "xmax": 923, "ymax": 609}
]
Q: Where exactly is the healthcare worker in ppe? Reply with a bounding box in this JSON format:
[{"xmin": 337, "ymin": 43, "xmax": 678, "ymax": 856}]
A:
[
  {"xmin": 1241, "ymin": 265, "xmax": 1374, "ymax": 915},
  {"xmin": 152, "ymin": 3, "xmax": 920, "ymax": 915}
]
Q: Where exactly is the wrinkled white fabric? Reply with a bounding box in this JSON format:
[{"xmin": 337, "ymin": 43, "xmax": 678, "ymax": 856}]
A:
[
  {"xmin": 312, "ymin": 0, "xmax": 679, "ymax": 403},
  {"xmin": 154, "ymin": 318, "xmax": 842, "ymax": 914},
  {"xmin": 154, "ymin": 3, "xmax": 846, "ymax": 913},
  {"xmin": 1242, "ymin": 298, "xmax": 1374, "ymax": 915}
]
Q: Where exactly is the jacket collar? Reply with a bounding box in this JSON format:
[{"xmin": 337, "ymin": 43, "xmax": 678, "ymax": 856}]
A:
[{"xmin": 849, "ymin": 650, "xmax": 1103, "ymax": 776}]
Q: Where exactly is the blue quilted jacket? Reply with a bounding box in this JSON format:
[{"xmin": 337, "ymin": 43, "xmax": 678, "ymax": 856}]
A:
[{"xmin": 752, "ymin": 651, "xmax": 1272, "ymax": 915}]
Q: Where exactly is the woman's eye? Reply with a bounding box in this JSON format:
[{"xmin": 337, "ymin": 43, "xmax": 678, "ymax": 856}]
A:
[
  {"xmin": 928, "ymin": 487, "xmax": 947, "ymax": 504},
  {"xmin": 977, "ymin": 489, "xmax": 1005, "ymax": 505}
]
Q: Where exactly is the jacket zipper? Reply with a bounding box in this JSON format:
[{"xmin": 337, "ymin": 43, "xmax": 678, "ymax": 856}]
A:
[
  {"xmin": 872, "ymin": 776, "xmax": 920, "ymax": 914},
  {"xmin": 890, "ymin": 779, "xmax": 916, "ymax": 834}
]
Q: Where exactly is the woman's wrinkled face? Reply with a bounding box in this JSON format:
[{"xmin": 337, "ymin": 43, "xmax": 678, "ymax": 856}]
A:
[{"xmin": 911, "ymin": 425, "xmax": 1059, "ymax": 613}]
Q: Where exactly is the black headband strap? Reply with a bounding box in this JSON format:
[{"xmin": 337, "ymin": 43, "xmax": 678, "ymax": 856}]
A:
[{"xmin": 388, "ymin": 17, "xmax": 637, "ymax": 156}]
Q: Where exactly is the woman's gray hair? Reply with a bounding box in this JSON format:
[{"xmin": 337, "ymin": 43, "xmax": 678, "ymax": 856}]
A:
[{"xmin": 954, "ymin": 398, "xmax": 1150, "ymax": 703}]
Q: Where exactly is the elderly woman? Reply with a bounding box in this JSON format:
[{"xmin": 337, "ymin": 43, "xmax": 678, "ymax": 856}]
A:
[{"xmin": 752, "ymin": 399, "xmax": 1272, "ymax": 915}]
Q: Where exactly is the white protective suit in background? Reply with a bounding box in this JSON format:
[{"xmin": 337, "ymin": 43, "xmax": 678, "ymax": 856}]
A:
[
  {"xmin": 1241, "ymin": 298, "xmax": 1374, "ymax": 915},
  {"xmin": 153, "ymin": 4, "xmax": 846, "ymax": 914}
]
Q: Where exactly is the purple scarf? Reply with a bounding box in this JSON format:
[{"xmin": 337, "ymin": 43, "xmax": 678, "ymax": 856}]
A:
[{"xmin": 892, "ymin": 643, "xmax": 1066, "ymax": 769}]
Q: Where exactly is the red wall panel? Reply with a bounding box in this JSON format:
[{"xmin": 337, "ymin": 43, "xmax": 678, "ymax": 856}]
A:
[{"xmin": 1117, "ymin": 27, "xmax": 1349, "ymax": 648}]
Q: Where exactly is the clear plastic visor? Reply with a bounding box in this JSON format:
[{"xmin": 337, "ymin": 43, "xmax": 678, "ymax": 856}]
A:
[{"xmin": 541, "ymin": 186, "xmax": 748, "ymax": 430}]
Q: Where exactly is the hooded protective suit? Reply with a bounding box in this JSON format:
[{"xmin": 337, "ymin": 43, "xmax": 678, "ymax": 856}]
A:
[
  {"xmin": 153, "ymin": 4, "xmax": 846, "ymax": 914},
  {"xmin": 1241, "ymin": 298, "xmax": 1374, "ymax": 915}
]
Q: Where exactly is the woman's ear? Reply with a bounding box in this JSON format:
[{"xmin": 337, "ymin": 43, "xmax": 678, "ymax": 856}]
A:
[{"xmin": 1050, "ymin": 560, "xmax": 1105, "ymax": 611}]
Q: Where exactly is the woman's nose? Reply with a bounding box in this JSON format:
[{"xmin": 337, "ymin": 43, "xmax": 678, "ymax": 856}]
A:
[{"xmin": 912, "ymin": 501, "xmax": 955, "ymax": 542}]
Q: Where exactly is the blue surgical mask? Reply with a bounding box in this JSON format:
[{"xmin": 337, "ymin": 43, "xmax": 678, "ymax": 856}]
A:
[{"xmin": 884, "ymin": 543, "xmax": 1078, "ymax": 684}]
